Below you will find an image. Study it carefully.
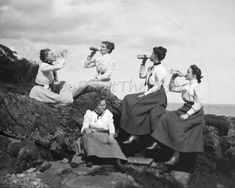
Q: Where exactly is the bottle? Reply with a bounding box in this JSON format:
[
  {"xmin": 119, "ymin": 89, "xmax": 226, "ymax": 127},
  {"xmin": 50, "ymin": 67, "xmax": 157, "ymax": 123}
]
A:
[
  {"xmin": 89, "ymin": 47, "xmax": 99, "ymax": 51},
  {"xmin": 137, "ymin": 55, "xmax": 150, "ymax": 59},
  {"xmin": 54, "ymin": 49, "xmax": 67, "ymax": 58},
  {"xmin": 170, "ymin": 69, "xmax": 185, "ymax": 77},
  {"xmin": 139, "ymin": 64, "xmax": 147, "ymax": 78}
]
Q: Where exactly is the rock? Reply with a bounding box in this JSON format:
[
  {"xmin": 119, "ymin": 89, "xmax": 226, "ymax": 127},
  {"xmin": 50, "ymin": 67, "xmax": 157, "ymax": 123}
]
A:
[
  {"xmin": 170, "ymin": 171, "xmax": 190, "ymax": 188},
  {"xmin": 71, "ymin": 155, "xmax": 84, "ymax": 165},
  {"xmin": 16, "ymin": 173, "xmax": 25, "ymax": 178},
  {"xmin": 204, "ymin": 114, "xmax": 230, "ymax": 136},
  {"xmin": 203, "ymin": 126, "xmax": 222, "ymax": 159},
  {"xmin": 38, "ymin": 162, "xmax": 52, "ymax": 172},
  {"xmin": 0, "ymin": 44, "xmax": 38, "ymax": 95},
  {"xmin": 225, "ymin": 147, "xmax": 235, "ymax": 161},
  {"xmin": 220, "ymin": 135, "xmax": 235, "ymax": 155},
  {"xmin": 61, "ymin": 173, "xmax": 136, "ymax": 188},
  {"xmin": 228, "ymin": 129, "xmax": 235, "ymax": 137},
  {"xmin": 127, "ymin": 157, "xmax": 154, "ymax": 165}
]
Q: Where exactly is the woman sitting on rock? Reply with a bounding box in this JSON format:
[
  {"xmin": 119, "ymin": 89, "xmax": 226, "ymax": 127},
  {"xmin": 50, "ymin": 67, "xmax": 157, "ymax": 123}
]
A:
[
  {"xmin": 29, "ymin": 48, "xmax": 73, "ymax": 106},
  {"xmin": 77, "ymin": 95, "xmax": 126, "ymax": 169},
  {"xmin": 72, "ymin": 41, "xmax": 115, "ymax": 97},
  {"xmin": 120, "ymin": 46, "xmax": 168, "ymax": 145},
  {"xmin": 148, "ymin": 64, "xmax": 205, "ymax": 166}
]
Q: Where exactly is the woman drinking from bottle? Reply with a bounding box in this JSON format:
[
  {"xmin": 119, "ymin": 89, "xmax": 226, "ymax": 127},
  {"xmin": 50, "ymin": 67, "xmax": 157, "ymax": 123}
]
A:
[
  {"xmin": 148, "ymin": 64, "xmax": 205, "ymax": 166},
  {"xmin": 73, "ymin": 41, "xmax": 115, "ymax": 97},
  {"xmin": 121, "ymin": 46, "xmax": 168, "ymax": 145}
]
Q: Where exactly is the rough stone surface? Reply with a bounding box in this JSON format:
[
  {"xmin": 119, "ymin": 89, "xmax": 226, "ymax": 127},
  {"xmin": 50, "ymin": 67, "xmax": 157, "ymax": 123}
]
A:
[{"xmin": 1, "ymin": 44, "xmax": 235, "ymax": 188}]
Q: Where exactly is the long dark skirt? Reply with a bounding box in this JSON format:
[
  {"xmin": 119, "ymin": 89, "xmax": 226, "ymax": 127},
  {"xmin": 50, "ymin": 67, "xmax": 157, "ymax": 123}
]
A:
[
  {"xmin": 151, "ymin": 103, "xmax": 205, "ymax": 152},
  {"xmin": 120, "ymin": 87, "xmax": 167, "ymax": 135},
  {"xmin": 81, "ymin": 132, "xmax": 127, "ymax": 160}
]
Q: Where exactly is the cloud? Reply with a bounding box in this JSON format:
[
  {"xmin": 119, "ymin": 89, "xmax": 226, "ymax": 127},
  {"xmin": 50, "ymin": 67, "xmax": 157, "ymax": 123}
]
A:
[{"xmin": 1, "ymin": 0, "xmax": 235, "ymax": 103}]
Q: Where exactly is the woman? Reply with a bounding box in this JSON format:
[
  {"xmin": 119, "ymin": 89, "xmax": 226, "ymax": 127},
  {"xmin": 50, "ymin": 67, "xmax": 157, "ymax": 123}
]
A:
[
  {"xmin": 121, "ymin": 46, "xmax": 168, "ymax": 144},
  {"xmin": 78, "ymin": 95, "xmax": 126, "ymax": 169},
  {"xmin": 29, "ymin": 48, "xmax": 73, "ymax": 106},
  {"xmin": 72, "ymin": 41, "xmax": 115, "ymax": 97},
  {"xmin": 149, "ymin": 64, "xmax": 205, "ymax": 165}
]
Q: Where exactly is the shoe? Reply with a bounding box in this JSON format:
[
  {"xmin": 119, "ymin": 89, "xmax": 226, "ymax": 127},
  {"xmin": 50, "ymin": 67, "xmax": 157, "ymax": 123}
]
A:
[
  {"xmin": 122, "ymin": 135, "xmax": 139, "ymax": 144},
  {"xmin": 164, "ymin": 151, "xmax": 180, "ymax": 166},
  {"xmin": 146, "ymin": 142, "xmax": 160, "ymax": 150}
]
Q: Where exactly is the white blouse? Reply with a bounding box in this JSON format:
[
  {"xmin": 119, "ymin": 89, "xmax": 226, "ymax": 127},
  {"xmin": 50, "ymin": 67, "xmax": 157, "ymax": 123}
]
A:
[
  {"xmin": 141, "ymin": 64, "xmax": 167, "ymax": 95},
  {"xmin": 81, "ymin": 109, "xmax": 115, "ymax": 135},
  {"xmin": 85, "ymin": 53, "xmax": 115, "ymax": 81},
  {"xmin": 35, "ymin": 58, "xmax": 65, "ymax": 86},
  {"xmin": 170, "ymin": 79, "xmax": 202, "ymax": 115}
]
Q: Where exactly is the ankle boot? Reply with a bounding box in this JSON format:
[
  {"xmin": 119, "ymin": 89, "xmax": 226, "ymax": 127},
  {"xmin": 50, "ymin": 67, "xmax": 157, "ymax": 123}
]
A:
[
  {"xmin": 164, "ymin": 151, "xmax": 180, "ymax": 165},
  {"xmin": 122, "ymin": 135, "xmax": 139, "ymax": 144},
  {"xmin": 146, "ymin": 142, "xmax": 161, "ymax": 150}
]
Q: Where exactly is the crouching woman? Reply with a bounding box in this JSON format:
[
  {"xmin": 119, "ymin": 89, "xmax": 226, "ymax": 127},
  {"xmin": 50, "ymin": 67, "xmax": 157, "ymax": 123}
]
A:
[{"xmin": 77, "ymin": 95, "xmax": 127, "ymax": 169}]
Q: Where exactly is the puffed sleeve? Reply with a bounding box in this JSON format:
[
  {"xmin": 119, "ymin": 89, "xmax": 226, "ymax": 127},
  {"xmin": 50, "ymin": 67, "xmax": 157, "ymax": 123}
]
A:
[
  {"xmin": 169, "ymin": 74, "xmax": 188, "ymax": 93},
  {"xmin": 186, "ymin": 86, "xmax": 203, "ymax": 116},
  {"xmin": 144, "ymin": 65, "xmax": 166, "ymax": 95},
  {"xmin": 106, "ymin": 110, "xmax": 115, "ymax": 135},
  {"xmin": 96, "ymin": 60, "xmax": 115, "ymax": 81},
  {"xmin": 40, "ymin": 59, "xmax": 65, "ymax": 72},
  {"xmin": 81, "ymin": 110, "xmax": 92, "ymax": 134},
  {"xmin": 84, "ymin": 58, "xmax": 96, "ymax": 68}
]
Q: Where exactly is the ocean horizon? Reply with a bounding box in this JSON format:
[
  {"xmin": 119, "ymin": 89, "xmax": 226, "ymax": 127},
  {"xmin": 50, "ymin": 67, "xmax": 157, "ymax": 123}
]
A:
[{"xmin": 167, "ymin": 103, "xmax": 235, "ymax": 117}]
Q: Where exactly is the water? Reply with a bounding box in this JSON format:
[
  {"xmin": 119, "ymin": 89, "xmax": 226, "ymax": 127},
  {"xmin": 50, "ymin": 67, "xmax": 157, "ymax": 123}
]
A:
[{"xmin": 167, "ymin": 103, "xmax": 235, "ymax": 117}]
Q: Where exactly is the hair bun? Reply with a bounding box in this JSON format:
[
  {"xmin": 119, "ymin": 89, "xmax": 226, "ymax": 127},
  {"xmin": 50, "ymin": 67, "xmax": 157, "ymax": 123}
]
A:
[{"xmin": 153, "ymin": 46, "xmax": 167, "ymax": 61}]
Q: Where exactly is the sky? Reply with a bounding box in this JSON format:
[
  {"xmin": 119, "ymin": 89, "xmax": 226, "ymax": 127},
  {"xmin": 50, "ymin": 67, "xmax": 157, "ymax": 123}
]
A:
[{"xmin": 1, "ymin": 0, "xmax": 235, "ymax": 104}]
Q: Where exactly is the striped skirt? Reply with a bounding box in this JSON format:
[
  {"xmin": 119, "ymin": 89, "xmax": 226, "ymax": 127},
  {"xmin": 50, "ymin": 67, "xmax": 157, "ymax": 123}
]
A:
[{"xmin": 81, "ymin": 132, "xmax": 127, "ymax": 160}]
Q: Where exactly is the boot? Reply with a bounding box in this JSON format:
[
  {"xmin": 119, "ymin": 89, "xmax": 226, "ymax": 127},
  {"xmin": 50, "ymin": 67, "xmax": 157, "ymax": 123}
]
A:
[
  {"xmin": 122, "ymin": 135, "xmax": 139, "ymax": 144},
  {"xmin": 164, "ymin": 151, "xmax": 180, "ymax": 165},
  {"xmin": 146, "ymin": 142, "xmax": 161, "ymax": 150}
]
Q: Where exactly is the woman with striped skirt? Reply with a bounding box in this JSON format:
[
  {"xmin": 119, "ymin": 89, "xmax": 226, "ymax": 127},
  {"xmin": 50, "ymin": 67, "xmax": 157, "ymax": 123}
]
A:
[
  {"xmin": 148, "ymin": 64, "xmax": 205, "ymax": 165},
  {"xmin": 78, "ymin": 95, "xmax": 126, "ymax": 168}
]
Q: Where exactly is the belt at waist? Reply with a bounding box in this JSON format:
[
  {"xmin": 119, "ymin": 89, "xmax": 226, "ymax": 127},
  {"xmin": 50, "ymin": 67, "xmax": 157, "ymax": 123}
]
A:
[{"xmin": 35, "ymin": 83, "xmax": 44, "ymax": 87}]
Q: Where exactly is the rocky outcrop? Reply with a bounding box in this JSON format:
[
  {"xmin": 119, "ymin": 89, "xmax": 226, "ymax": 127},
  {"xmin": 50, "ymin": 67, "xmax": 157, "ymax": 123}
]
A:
[
  {"xmin": 0, "ymin": 44, "xmax": 38, "ymax": 95},
  {"xmin": 0, "ymin": 44, "xmax": 234, "ymax": 188}
]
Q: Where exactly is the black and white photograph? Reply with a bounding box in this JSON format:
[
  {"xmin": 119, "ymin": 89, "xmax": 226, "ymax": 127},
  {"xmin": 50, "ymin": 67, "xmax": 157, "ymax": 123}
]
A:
[{"xmin": 0, "ymin": 0, "xmax": 234, "ymax": 187}]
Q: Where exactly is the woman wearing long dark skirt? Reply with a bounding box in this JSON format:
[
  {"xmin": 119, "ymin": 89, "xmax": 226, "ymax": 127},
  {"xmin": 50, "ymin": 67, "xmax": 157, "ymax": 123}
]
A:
[
  {"xmin": 149, "ymin": 64, "xmax": 205, "ymax": 165},
  {"xmin": 121, "ymin": 46, "xmax": 168, "ymax": 144}
]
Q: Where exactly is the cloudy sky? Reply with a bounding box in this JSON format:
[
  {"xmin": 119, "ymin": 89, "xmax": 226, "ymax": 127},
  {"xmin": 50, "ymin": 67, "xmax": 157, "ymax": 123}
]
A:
[{"xmin": 1, "ymin": 0, "xmax": 235, "ymax": 104}]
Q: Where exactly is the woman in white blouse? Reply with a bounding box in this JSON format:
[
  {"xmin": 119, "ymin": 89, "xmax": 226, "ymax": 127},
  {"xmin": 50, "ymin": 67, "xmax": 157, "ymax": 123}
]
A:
[
  {"xmin": 121, "ymin": 46, "xmax": 168, "ymax": 145},
  {"xmin": 29, "ymin": 49, "xmax": 73, "ymax": 106},
  {"xmin": 149, "ymin": 64, "xmax": 204, "ymax": 166},
  {"xmin": 72, "ymin": 41, "xmax": 115, "ymax": 97},
  {"xmin": 78, "ymin": 96, "xmax": 126, "ymax": 168}
]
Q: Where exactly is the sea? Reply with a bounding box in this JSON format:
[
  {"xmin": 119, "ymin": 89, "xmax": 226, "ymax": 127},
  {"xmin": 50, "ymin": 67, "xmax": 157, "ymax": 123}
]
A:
[{"xmin": 167, "ymin": 103, "xmax": 235, "ymax": 117}]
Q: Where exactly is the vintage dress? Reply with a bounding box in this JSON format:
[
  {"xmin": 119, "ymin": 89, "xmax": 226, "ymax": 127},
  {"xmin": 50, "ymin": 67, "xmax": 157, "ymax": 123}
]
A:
[
  {"xmin": 120, "ymin": 63, "xmax": 167, "ymax": 135},
  {"xmin": 29, "ymin": 58, "xmax": 73, "ymax": 106},
  {"xmin": 73, "ymin": 53, "xmax": 115, "ymax": 97},
  {"xmin": 151, "ymin": 79, "xmax": 205, "ymax": 152},
  {"xmin": 79, "ymin": 109, "xmax": 126, "ymax": 160}
]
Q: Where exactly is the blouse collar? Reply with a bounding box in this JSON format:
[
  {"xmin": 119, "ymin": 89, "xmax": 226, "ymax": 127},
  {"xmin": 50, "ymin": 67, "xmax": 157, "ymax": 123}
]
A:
[
  {"xmin": 189, "ymin": 79, "xmax": 198, "ymax": 86},
  {"xmin": 102, "ymin": 53, "xmax": 110, "ymax": 57},
  {"xmin": 94, "ymin": 109, "xmax": 105, "ymax": 118}
]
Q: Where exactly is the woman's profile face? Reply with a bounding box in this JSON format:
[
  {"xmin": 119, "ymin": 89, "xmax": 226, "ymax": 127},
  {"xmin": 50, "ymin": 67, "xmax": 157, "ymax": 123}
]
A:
[
  {"xmin": 46, "ymin": 50, "xmax": 56, "ymax": 62},
  {"xmin": 100, "ymin": 43, "xmax": 109, "ymax": 55},
  {"xmin": 96, "ymin": 100, "xmax": 106, "ymax": 114},
  {"xmin": 185, "ymin": 67, "xmax": 195, "ymax": 81},
  {"xmin": 150, "ymin": 51, "xmax": 158, "ymax": 62}
]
